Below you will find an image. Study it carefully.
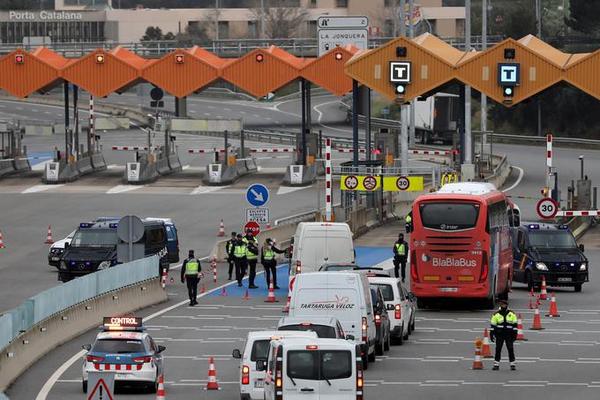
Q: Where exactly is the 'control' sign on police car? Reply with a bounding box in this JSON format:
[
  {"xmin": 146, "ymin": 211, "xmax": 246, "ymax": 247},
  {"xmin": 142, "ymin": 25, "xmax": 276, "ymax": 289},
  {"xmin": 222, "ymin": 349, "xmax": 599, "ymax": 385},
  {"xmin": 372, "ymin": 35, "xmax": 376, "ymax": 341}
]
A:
[
  {"xmin": 498, "ymin": 63, "xmax": 520, "ymax": 86},
  {"xmin": 390, "ymin": 61, "xmax": 411, "ymax": 83}
]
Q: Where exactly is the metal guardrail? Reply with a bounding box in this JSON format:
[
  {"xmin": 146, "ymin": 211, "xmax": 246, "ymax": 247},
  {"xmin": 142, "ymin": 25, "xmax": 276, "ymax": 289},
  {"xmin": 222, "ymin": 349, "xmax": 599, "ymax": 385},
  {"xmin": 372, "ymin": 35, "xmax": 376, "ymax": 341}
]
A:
[
  {"xmin": 488, "ymin": 133, "xmax": 600, "ymax": 146},
  {"xmin": 0, "ymin": 35, "xmax": 504, "ymax": 58},
  {"xmin": 0, "ymin": 256, "xmax": 159, "ymax": 352}
]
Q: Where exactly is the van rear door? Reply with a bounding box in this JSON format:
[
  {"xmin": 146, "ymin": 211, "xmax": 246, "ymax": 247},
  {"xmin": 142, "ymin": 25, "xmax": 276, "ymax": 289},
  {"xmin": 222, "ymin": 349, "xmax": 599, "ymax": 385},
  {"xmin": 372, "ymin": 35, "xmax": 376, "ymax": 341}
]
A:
[
  {"xmin": 318, "ymin": 349, "xmax": 355, "ymax": 400},
  {"xmin": 284, "ymin": 349, "xmax": 319, "ymax": 399}
]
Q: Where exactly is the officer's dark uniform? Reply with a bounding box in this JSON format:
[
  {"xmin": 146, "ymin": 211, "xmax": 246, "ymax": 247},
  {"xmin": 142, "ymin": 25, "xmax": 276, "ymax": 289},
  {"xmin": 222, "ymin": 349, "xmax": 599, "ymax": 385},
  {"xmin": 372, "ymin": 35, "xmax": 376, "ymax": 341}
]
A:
[
  {"xmin": 490, "ymin": 300, "xmax": 518, "ymax": 370},
  {"xmin": 229, "ymin": 234, "xmax": 247, "ymax": 287},
  {"xmin": 225, "ymin": 232, "xmax": 237, "ymax": 280},
  {"xmin": 180, "ymin": 250, "xmax": 202, "ymax": 306},
  {"xmin": 393, "ymin": 234, "xmax": 409, "ymax": 282},
  {"xmin": 261, "ymin": 239, "xmax": 286, "ymax": 289},
  {"xmin": 244, "ymin": 233, "xmax": 259, "ymax": 289}
]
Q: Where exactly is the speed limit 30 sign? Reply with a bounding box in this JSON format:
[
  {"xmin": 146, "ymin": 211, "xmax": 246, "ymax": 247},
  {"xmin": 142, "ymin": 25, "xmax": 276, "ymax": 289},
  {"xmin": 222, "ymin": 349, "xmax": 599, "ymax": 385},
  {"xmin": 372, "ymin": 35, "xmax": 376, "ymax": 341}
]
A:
[{"xmin": 536, "ymin": 197, "xmax": 558, "ymax": 219}]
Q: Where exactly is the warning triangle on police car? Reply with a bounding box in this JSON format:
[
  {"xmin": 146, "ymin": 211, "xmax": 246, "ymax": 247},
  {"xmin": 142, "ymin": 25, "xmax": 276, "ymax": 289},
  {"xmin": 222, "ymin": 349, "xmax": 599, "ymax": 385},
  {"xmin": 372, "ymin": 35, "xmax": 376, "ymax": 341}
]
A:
[{"xmin": 88, "ymin": 378, "xmax": 114, "ymax": 400}]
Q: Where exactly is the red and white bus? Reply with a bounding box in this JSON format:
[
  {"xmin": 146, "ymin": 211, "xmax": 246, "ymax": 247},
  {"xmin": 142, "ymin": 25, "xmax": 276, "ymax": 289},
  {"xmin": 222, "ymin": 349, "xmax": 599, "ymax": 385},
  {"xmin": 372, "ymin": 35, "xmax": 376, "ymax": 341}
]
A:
[{"xmin": 409, "ymin": 182, "xmax": 515, "ymax": 309}]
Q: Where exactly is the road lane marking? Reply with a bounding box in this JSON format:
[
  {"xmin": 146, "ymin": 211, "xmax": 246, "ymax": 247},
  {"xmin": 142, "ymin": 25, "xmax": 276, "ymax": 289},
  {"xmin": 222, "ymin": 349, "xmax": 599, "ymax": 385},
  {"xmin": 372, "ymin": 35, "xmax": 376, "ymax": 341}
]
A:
[
  {"xmin": 190, "ymin": 186, "xmax": 223, "ymax": 195},
  {"xmin": 503, "ymin": 166, "xmax": 524, "ymax": 192},
  {"xmin": 35, "ymin": 350, "xmax": 86, "ymax": 400},
  {"xmin": 105, "ymin": 185, "xmax": 144, "ymax": 194},
  {"xmin": 276, "ymin": 185, "xmax": 313, "ymax": 195},
  {"xmin": 21, "ymin": 184, "xmax": 65, "ymax": 194}
]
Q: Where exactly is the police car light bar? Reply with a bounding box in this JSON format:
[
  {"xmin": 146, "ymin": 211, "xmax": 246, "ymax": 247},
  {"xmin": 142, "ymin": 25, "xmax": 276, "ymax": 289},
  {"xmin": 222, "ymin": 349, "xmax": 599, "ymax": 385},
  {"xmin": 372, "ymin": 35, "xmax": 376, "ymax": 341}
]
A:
[
  {"xmin": 558, "ymin": 224, "xmax": 569, "ymax": 230},
  {"xmin": 103, "ymin": 316, "xmax": 143, "ymax": 331},
  {"xmin": 528, "ymin": 224, "xmax": 540, "ymax": 229},
  {"xmin": 80, "ymin": 222, "xmax": 94, "ymax": 228}
]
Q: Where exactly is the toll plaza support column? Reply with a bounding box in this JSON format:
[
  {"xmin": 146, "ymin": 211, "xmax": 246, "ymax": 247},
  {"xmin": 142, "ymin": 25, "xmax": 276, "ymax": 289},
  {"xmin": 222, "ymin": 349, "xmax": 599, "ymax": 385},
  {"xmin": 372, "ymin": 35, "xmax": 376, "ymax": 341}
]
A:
[
  {"xmin": 352, "ymin": 79, "xmax": 359, "ymax": 167},
  {"xmin": 175, "ymin": 96, "xmax": 187, "ymax": 118},
  {"xmin": 73, "ymin": 84, "xmax": 79, "ymax": 160},
  {"xmin": 64, "ymin": 82, "xmax": 70, "ymax": 161},
  {"xmin": 300, "ymin": 78, "xmax": 307, "ymax": 166}
]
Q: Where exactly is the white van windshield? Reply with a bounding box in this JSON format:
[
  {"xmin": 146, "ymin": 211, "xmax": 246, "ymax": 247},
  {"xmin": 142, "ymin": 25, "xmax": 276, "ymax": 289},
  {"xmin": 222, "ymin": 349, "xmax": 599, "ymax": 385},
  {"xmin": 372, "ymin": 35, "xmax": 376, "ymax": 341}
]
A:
[{"xmin": 287, "ymin": 350, "xmax": 352, "ymax": 381}]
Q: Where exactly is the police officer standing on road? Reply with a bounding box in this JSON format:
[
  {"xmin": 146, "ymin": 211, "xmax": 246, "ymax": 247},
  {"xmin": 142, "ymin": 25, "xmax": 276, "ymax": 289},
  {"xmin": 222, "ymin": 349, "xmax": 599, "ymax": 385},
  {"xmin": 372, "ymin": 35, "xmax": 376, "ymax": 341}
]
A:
[
  {"xmin": 393, "ymin": 233, "xmax": 409, "ymax": 282},
  {"xmin": 225, "ymin": 232, "xmax": 237, "ymax": 280},
  {"xmin": 229, "ymin": 234, "xmax": 247, "ymax": 287},
  {"xmin": 405, "ymin": 212, "xmax": 413, "ymax": 233},
  {"xmin": 261, "ymin": 238, "xmax": 286, "ymax": 289},
  {"xmin": 181, "ymin": 250, "xmax": 202, "ymax": 306},
  {"xmin": 490, "ymin": 300, "xmax": 518, "ymax": 370},
  {"xmin": 244, "ymin": 230, "xmax": 259, "ymax": 289}
]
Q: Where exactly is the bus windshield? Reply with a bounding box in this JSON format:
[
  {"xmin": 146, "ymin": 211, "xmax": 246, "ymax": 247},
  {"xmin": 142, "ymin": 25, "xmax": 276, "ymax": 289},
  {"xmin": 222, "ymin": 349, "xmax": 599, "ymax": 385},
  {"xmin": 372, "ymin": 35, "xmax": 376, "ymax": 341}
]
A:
[
  {"xmin": 529, "ymin": 231, "xmax": 577, "ymax": 249},
  {"xmin": 419, "ymin": 202, "xmax": 479, "ymax": 231}
]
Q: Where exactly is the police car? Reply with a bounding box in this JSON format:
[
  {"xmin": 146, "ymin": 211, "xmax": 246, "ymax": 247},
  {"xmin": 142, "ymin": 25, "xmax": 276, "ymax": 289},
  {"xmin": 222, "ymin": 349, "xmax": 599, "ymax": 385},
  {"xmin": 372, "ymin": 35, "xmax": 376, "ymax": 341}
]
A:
[
  {"xmin": 81, "ymin": 317, "xmax": 165, "ymax": 393},
  {"xmin": 511, "ymin": 223, "xmax": 589, "ymax": 292}
]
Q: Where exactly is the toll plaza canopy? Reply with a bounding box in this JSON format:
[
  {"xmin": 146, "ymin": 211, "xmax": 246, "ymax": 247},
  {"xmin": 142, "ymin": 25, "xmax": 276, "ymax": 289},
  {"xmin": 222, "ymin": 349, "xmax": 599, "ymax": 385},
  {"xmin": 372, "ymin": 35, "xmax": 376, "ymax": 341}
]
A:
[{"xmin": 1, "ymin": 34, "xmax": 599, "ymax": 106}]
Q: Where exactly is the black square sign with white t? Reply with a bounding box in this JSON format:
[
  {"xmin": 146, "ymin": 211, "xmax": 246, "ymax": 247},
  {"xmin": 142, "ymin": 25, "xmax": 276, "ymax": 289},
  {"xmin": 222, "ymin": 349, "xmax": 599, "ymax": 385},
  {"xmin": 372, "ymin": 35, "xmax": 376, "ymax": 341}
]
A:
[{"xmin": 390, "ymin": 61, "xmax": 411, "ymax": 83}]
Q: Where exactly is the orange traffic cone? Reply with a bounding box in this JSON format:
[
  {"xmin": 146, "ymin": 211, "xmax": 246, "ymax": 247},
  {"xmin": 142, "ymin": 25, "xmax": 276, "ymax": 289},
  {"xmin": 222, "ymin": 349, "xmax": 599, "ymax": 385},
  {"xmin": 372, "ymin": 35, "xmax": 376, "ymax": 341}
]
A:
[
  {"xmin": 45, "ymin": 225, "xmax": 54, "ymax": 244},
  {"xmin": 0, "ymin": 230, "xmax": 4, "ymax": 249},
  {"xmin": 220, "ymin": 287, "xmax": 227, "ymax": 297},
  {"xmin": 539, "ymin": 276, "xmax": 548, "ymax": 300},
  {"xmin": 243, "ymin": 289, "xmax": 250, "ymax": 300},
  {"xmin": 481, "ymin": 328, "xmax": 492, "ymax": 358},
  {"xmin": 205, "ymin": 357, "xmax": 220, "ymax": 390},
  {"xmin": 516, "ymin": 313, "xmax": 527, "ymax": 341},
  {"xmin": 156, "ymin": 374, "xmax": 166, "ymax": 400},
  {"xmin": 546, "ymin": 292, "xmax": 560, "ymax": 317},
  {"xmin": 531, "ymin": 306, "xmax": 544, "ymax": 330},
  {"xmin": 217, "ymin": 220, "xmax": 225, "ymax": 237},
  {"xmin": 265, "ymin": 282, "xmax": 278, "ymax": 303},
  {"xmin": 282, "ymin": 295, "xmax": 291, "ymax": 313},
  {"xmin": 472, "ymin": 338, "xmax": 484, "ymax": 370}
]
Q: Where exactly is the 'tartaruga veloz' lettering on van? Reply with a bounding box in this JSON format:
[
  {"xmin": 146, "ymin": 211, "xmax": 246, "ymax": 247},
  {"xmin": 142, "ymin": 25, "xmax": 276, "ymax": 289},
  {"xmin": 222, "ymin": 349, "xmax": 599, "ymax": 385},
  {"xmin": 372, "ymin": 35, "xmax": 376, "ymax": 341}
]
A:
[
  {"xmin": 432, "ymin": 257, "xmax": 477, "ymax": 267},
  {"xmin": 300, "ymin": 298, "xmax": 356, "ymax": 310}
]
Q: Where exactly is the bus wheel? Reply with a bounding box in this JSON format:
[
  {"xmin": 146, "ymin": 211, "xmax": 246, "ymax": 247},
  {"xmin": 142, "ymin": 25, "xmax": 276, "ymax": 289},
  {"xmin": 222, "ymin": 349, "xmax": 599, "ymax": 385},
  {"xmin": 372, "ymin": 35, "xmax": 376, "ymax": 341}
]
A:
[{"xmin": 417, "ymin": 299, "xmax": 428, "ymax": 309}]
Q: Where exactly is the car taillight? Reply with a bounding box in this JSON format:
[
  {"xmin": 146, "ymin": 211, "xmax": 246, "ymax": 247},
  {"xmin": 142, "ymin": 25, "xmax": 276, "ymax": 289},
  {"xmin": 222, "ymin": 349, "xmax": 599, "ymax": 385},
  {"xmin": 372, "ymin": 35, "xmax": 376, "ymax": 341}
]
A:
[
  {"xmin": 375, "ymin": 314, "xmax": 381, "ymax": 326},
  {"xmin": 133, "ymin": 356, "xmax": 152, "ymax": 363},
  {"xmin": 395, "ymin": 304, "xmax": 401, "ymax": 320},
  {"xmin": 241, "ymin": 365, "xmax": 250, "ymax": 385},
  {"xmin": 275, "ymin": 346, "xmax": 283, "ymax": 400},
  {"xmin": 86, "ymin": 355, "xmax": 104, "ymax": 363},
  {"xmin": 295, "ymin": 260, "xmax": 301, "ymax": 274},
  {"xmin": 361, "ymin": 317, "xmax": 368, "ymax": 342},
  {"xmin": 410, "ymin": 250, "xmax": 418, "ymax": 282},
  {"xmin": 356, "ymin": 355, "xmax": 364, "ymax": 400},
  {"xmin": 479, "ymin": 251, "xmax": 488, "ymax": 283}
]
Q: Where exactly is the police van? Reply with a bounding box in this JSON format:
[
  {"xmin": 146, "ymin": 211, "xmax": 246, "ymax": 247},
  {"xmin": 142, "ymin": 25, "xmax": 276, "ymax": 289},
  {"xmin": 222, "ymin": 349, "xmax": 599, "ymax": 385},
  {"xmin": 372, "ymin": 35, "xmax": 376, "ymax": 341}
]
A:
[
  {"xmin": 288, "ymin": 272, "xmax": 377, "ymax": 369},
  {"xmin": 511, "ymin": 222, "xmax": 589, "ymax": 292},
  {"xmin": 58, "ymin": 219, "xmax": 170, "ymax": 282},
  {"xmin": 263, "ymin": 337, "xmax": 363, "ymax": 400},
  {"xmin": 232, "ymin": 331, "xmax": 318, "ymax": 400}
]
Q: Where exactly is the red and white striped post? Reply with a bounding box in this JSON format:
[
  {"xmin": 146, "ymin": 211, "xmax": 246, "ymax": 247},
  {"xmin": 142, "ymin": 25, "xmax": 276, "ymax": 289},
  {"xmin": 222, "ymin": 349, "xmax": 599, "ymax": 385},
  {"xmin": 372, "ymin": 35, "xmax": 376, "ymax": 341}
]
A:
[
  {"xmin": 211, "ymin": 256, "xmax": 217, "ymax": 283},
  {"xmin": 546, "ymin": 133, "xmax": 553, "ymax": 197},
  {"xmin": 89, "ymin": 95, "xmax": 95, "ymax": 152},
  {"xmin": 325, "ymin": 138, "xmax": 332, "ymax": 222}
]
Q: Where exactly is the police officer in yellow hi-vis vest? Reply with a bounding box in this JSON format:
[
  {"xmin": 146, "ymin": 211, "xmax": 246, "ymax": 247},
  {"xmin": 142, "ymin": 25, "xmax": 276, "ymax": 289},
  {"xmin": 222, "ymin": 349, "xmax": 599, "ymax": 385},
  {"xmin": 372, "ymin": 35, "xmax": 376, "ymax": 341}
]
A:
[
  {"xmin": 243, "ymin": 231, "xmax": 260, "ymax": 289},
  {"xmin": 261, "ymin": 238, "xmax": 286, "ymax": 289},
  {"xmin": 393, "ymin": 233, "xmax": 409, "ymax": 282},
  {"xmin": 490, "ymin": 300, "xmax": 518, "ymax": 370},
  {"xmin": 180, "ymin": 250, "xmax": 202, "ymax": 306},
  {"xmin": 229, "ymin": 234, "xmax": 247, "ymax": 288},
  {"xmin": 405, "ymin": 212, "xmax": 413, "ymax": 233}
]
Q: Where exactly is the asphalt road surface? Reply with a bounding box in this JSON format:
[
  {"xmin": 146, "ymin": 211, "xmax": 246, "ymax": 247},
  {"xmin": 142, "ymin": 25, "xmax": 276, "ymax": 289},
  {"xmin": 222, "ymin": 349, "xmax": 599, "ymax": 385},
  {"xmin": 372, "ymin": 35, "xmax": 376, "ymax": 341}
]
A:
[{"xmin": 8, "ymin": 230, "xmax": 600, "ymax": 400}]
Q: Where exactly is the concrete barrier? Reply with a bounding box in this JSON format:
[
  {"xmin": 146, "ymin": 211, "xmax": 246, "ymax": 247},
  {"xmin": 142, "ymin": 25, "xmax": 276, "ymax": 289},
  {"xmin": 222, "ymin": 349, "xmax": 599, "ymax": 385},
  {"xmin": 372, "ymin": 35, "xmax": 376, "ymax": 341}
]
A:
[
  {"xmin": 484, "ymin": 155, "xmax": 511, "ymax": 189},
  {"xmin": 170, "ymin": 118, "xmax": 242, "ymax": 133},
  {"xmin": 90, "ymin": 152, "xmax": 107, "ymax": 171},
  {"xmin": 168, "ymin": 153, "xmax": 182, "ymax": 172},
  {"xmin": 24, "ymin": 125, "xmax": 53, "ymax": 136},
  {"xmin": 76, "ymin": 156, "xmax": 94, "ymax": 175},
  {"xmin": 0, "ymin": 278, "xmax": 166, "ymax": 391},
  {"xmin": 11, "ymin": 157, "xmax": 31, "ymax": 173},
  {"xmin": 156, "ymin": 156, "xmax": 171, "ymax": 175},
  {"xmin": 0, "ymin": 160, "xmax": 14, "ymax": 177},
  {"xmin": 95, "ymin": 117, "xmax": 130, "ymax": 130}
]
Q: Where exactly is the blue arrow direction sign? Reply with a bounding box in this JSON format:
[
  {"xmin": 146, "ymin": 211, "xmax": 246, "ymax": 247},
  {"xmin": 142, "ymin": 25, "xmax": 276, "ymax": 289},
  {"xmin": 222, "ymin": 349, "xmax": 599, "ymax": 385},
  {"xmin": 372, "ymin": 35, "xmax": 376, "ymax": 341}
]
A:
[{"xmin": 246, "ymin": 184, "xmax": 270, "ymax": 207}]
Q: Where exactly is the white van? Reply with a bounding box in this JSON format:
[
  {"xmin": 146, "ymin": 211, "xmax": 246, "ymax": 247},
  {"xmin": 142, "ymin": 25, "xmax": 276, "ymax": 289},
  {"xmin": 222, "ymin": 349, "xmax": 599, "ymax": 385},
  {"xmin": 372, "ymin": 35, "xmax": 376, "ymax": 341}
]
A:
[
  {"xmin": 368, "ymin": 276, "xmax": 415, "ymax": 345},
  {"xmin": 288, "ymin": 272, "xmax": 377, "ymax": 369},
  {"xmin": 263, "ymin": 337, "xmax": 363, "ymax": 400},
  {"xmin": 290, "ymin": 223, "xmax": 354, "ymax": 277},
  {"xmin": 232, "ymin": 330, "xmax": 318, "ymax": 400}
]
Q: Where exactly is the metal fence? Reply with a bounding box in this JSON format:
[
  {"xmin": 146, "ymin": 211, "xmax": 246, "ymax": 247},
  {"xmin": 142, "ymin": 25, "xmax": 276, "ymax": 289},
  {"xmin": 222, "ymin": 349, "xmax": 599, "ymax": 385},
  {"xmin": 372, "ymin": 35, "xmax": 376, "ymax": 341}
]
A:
[{"xmin": 0, "ymin": 255, "xmax": 159, "ymax": 351}]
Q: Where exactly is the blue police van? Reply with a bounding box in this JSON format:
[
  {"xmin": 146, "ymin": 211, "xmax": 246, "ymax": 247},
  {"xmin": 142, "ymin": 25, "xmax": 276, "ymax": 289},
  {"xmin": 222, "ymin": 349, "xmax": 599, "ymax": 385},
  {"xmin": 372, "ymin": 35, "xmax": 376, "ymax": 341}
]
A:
[{"xmin": 511, "ymin": 222, "xmax": 589, "ymax": 292}]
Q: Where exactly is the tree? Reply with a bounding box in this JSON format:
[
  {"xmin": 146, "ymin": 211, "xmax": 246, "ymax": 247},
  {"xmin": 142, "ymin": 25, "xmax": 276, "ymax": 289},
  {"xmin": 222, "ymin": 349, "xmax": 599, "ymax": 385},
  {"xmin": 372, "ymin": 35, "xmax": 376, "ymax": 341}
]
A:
[
  {"xmin": 565, "ymin": 0, "xmax": 600, "ymax": 35},
  {"xmin": 251, "ymin": 5, "xmax": 309, "ymax": 39},
  {"xmin": 141, "ymin": 26, "xmax": 165, "ymax": 41},
  {"xmin": 175, "ymin": 23, "xmax": 210, "ymax": 46}
]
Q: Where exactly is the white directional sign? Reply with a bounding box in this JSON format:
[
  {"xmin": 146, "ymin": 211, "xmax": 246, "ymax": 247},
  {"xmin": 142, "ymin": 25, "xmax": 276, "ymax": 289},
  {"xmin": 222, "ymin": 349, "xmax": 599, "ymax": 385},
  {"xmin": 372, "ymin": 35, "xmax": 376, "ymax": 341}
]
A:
[
  {"xmin": 317, "ymin": 16, "xmax": 368, "ymax": 29},
  {"xmin": 318, "ymin": 29, "xmax": 368, "ymax": 56},
  {"xmin": 390, "ymin": 62, "xmax": 412, "ymax": 83},
  {"xmin": 317, "ymin": 15, "xmax": 369, "ymax": 56},
  {"xmin": 246, "ymin": 207, "xmax": 270, "ymax": 224},
  {"xmin": 536, "ymin": 197, "xmax": 558, "ymax": 219},
  {"xmin": 498, "ymin": 63, "xmax": 520, "ymax": 86}
]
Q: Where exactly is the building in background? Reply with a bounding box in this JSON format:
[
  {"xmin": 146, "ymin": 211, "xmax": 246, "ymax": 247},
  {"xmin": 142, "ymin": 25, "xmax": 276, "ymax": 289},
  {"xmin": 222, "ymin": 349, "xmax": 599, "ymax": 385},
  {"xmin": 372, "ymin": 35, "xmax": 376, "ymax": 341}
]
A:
[{"xmin": 1, "ymin": 0, "xmax": 464, "ymax": 44}]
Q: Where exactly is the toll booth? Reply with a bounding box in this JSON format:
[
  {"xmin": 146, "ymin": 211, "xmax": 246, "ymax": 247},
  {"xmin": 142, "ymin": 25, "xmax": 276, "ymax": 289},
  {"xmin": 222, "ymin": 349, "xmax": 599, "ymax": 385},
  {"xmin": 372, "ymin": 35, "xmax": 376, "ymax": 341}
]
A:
[
  {"xmin": 1, "ymin": 123, "xmax": 31, "ymax": 178},
  {"xmin": 283, "ymin": 132, "xmax": 322, "ymax": 186},
  {"xmin": 373, "ymin": 128, "xmax": 398, "ymax": 166}
]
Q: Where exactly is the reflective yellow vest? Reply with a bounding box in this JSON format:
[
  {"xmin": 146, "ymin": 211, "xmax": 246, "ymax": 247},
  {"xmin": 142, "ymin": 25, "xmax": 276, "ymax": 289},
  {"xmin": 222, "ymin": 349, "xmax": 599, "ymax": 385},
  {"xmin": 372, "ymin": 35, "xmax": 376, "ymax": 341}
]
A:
[
  {"xmin": 405, "ymin": 214, "xmax": 412, "ymax": 223},
  {"xmin": 233, "ymin": 243, "xmax": 246, "ymax": 258},
  {"xmin": 395, "ymin": 243, "xmax": 406, "ymax": 256},
  {"xmin": 263, "ymin": 248, "xmax": 275, "ymax": 261},
  {"xmin": 244, "ymin": 237, "xmax": 258, "ymax": 260},
  {"xmin": 185, "ymin": 260, "xmax": 199, "ymax": 275},
  {"xmin": 490, "ymin": 310, "xmax": 518, "ymax": 334}
]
